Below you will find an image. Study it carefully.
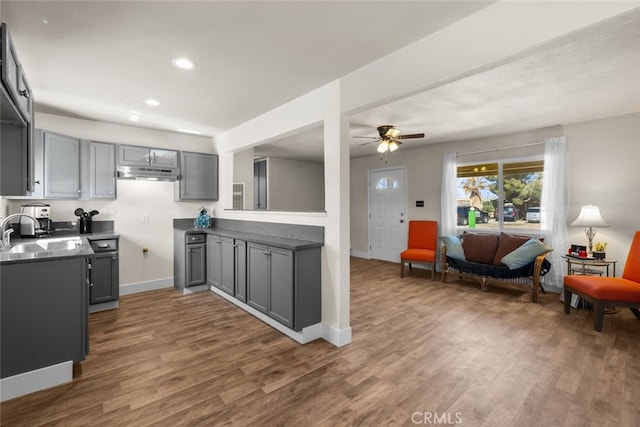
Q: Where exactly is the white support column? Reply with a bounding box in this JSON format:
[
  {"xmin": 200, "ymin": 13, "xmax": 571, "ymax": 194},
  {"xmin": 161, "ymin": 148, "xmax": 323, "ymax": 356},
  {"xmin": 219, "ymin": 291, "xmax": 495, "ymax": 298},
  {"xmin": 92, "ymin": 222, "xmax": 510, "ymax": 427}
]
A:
[{"xmin": 322, "ymin": 81, "xmax": 351, "ymax": 346}]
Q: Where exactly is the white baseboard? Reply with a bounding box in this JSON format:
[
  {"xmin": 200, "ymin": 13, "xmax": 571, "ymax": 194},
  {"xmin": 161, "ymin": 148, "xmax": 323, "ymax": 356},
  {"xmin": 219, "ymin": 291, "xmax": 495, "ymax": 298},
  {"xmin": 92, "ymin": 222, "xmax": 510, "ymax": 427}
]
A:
[
  {"xmin": 209, "ymin": 287, "xmax": 352, "ymax": 347},
  {"xmin": 350, "ymin": 250, "xmax": 369, "ymax": 259},
  {"xmin": 120, "ymin": 277, "xmax": 173, "ymax": 296},
  {"xmin": 0, "ymin": 361, "xmax": 72, "ymax": 402},
  {"xmin": 322, "ymin": 324, "xmax": 352, "ymax": 347}
]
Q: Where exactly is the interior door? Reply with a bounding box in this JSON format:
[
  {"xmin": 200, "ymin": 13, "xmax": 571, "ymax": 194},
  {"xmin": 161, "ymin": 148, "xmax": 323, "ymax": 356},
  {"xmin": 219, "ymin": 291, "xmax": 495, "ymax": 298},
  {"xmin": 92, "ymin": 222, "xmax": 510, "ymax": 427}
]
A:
[
  {"xmin": 369, "ymin": 167, "xmax": 407, "ymax": 262},
  {"xmin": 254, "ymin": 160, "xmax": 267, "ymax": 209}
]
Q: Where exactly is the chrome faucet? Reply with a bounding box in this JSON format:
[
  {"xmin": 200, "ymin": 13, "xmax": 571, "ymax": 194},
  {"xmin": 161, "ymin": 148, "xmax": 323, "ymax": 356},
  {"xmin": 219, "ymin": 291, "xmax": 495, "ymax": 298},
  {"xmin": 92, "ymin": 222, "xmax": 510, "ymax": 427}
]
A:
[{"xmin": 1, "ymin": 213, "xmax": 39, "ymax": 248}]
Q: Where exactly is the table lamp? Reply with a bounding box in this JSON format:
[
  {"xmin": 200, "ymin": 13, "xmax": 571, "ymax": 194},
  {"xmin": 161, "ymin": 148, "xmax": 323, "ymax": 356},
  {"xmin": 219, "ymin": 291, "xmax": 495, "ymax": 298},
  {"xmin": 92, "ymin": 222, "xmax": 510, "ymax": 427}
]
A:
[{"xmin": 571, "ymin": 205, "xmax": 608, "ymax": 254}]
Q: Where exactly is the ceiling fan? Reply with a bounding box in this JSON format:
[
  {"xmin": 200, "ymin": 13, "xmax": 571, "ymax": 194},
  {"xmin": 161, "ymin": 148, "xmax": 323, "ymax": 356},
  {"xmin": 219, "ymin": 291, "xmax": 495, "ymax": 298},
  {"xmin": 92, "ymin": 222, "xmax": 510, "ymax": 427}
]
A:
[{"xmin": 355, "ymin": 125, "xmax": 425, "ymax": 154}]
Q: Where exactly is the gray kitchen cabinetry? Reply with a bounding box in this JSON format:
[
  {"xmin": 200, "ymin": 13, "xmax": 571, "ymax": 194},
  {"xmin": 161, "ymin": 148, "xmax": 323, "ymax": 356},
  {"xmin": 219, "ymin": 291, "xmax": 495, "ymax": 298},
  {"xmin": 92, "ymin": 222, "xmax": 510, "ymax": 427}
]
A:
[
  {"xmin": 1, "ymin": 22, "xmax": 34, "ymax": 196},
  {"xmin": 118, "ymin": 144, "xmax": 178, "ymax": 168},
  {"xmin": 43, "ymin": 131, "xmax": 81, "ymax": 198},
  {"xmin": 174, "ymin": 231, "xmax": 207, "ymax": 293},
  {"xmin": 84, "ymin": 141, "xmax": 116, "ymax": 199},
  {"xmin": 247, "ymin": 242, "xmax": 295, "ymax": 328},
  {"xmin": 207, "ymin": 234, "xmax": 234, "ymax": 296},
  {"xmin": 1, "ymin": 256, "xmax": 89, "ymax": 379},
  {"xmin": 88, "ymin": 238, "xmax": 119, "ymax": 312},
  {"xmin": 246, "ymin": 241, "xmax": 321, "ymax": 331},
  {"xmin": 175, "ymin": 151, "xmax": 219, "ymax": 201},
  {"xmin": 234, "ymin": 239, "xmax": 247, "ymax": 302}
]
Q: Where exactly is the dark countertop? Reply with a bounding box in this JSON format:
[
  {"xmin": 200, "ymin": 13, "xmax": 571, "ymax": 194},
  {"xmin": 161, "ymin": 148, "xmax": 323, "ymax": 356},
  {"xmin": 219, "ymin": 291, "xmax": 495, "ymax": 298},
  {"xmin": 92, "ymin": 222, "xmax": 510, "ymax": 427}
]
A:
[
  {"xmin": 174, "ymin": 225, "xmax": 323, "ymax": 250},
  {"xmin": 0, "ymin": 232, "xmax": 120, "ymax": 264}
]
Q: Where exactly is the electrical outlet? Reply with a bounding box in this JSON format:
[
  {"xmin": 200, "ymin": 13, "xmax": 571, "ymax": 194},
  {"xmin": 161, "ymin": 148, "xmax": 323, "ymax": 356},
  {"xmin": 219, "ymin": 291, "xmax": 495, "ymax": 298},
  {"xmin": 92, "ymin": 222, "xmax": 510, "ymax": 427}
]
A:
[{"xmin": 141, "ymin": 213, "xmax": 149, "ymax": 223}]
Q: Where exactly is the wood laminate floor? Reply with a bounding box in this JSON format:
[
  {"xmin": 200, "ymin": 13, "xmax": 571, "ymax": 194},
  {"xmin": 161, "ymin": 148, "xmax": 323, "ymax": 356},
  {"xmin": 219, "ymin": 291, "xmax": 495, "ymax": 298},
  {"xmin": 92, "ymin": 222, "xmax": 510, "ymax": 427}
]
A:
[{"xmin": 2, "ymin": 258, "xmax": 640, "ymax": 426}]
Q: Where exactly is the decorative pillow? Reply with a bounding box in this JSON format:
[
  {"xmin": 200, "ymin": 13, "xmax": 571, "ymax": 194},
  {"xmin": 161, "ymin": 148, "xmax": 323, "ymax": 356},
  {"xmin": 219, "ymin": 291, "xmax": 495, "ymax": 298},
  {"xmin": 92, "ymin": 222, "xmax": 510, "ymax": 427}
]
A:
[
  {"xmin": 492, "ymin": 232, "xmax": 530, "ymax": 265},
  {"xmin": 462, "ymin": 232, "xmax": 500, "ymax": 264},
  {"xmin": 501, "ymin": 238, "xmax": 553, "ymax": 269},
  {"xmin": 441, "ymin": 235, "xmax": 466, "ymax": 261}
]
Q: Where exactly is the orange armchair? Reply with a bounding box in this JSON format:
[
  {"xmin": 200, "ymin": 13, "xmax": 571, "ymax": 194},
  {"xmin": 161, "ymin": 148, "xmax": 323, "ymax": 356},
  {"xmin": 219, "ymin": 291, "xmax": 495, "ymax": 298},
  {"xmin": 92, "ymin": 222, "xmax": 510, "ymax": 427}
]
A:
[
  {"xmin": 400, "ymin": 220, "xmax": 438, "ymax": 279},
  {"xmin": 564, "ymin": 231, "xmax": 640, "ymax": 331}
]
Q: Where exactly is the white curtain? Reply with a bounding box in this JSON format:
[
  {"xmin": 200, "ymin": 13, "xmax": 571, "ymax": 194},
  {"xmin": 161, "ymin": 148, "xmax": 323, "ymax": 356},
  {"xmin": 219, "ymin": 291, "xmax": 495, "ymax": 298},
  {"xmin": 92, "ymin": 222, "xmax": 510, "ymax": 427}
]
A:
[
  {"xmin": 541, "ymin": 136, "xmax": 569, "ymax": 290},
  {"xmin": 441, "ymin": 152, "xmax": 458, "ymax": 237}
]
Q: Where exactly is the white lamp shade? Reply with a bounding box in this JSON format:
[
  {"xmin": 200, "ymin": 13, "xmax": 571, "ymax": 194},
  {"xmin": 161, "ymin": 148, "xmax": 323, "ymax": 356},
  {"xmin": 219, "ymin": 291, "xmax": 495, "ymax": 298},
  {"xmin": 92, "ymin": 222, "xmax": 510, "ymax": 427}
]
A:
[{"xmin": 571, "ymin": 205, "xmax": 608, "ymax": 227}]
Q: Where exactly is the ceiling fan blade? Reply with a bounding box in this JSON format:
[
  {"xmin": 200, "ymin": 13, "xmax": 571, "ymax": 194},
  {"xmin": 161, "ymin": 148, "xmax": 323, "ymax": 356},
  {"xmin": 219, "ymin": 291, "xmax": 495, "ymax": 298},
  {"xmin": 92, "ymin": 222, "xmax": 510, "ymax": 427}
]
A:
[
  {"xmin": 358, "ymin": 140, "xmax": 377, "ymax": 147},
  {"xmin": 396, "ymin": 133, "xmax": 425, "ymax": 139},
  {"xmin": 352, "ymin": 135, "xmax": 377, "ymax": 139}
]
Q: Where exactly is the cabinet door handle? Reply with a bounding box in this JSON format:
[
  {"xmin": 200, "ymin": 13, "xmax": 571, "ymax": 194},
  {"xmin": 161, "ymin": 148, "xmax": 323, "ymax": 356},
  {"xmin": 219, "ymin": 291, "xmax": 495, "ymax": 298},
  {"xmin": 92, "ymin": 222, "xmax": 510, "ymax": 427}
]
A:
[{"xmin": 19, "ymin": 89, "xmax": 30, "ymax": 99}]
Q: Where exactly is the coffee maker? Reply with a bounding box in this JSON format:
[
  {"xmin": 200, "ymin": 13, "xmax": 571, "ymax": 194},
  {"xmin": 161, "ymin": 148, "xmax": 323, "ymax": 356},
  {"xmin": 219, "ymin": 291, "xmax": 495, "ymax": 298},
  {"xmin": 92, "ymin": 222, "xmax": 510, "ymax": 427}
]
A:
[{"xmin": 20, "ymin": 203, "xmax": 54, "ymax": 237}]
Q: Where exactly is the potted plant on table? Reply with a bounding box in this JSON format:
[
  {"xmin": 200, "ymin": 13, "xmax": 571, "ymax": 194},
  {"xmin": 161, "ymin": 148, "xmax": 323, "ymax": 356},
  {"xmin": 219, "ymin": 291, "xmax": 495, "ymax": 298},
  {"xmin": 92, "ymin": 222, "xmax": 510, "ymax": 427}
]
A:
[{"xmin": 593, "ymin": 242, "xmax": 607, "ymax": 260}]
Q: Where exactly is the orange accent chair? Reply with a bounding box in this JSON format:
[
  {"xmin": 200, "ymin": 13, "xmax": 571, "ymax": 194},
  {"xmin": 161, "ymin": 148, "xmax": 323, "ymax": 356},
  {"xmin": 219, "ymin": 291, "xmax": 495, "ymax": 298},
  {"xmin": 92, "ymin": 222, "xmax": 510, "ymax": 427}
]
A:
[
  {"xmin": 564, "ymin": 231, "xmax": 640, "ymax": 331},
  {"xmin": 400, "ymin": 220, "xmax": 438, "ymax": 279}
]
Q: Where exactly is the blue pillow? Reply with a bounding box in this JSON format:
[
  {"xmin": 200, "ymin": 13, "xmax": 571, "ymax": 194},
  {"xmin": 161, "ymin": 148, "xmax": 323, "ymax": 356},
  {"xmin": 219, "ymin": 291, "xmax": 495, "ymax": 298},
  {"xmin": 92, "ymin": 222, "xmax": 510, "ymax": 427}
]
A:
[
  {"xmin": 501, "ymin": 238, "xmax": 552, "ymax": 269},
  {"xmin": 441, "ymin": 235, "xmax": 466, "ymax": 261}
]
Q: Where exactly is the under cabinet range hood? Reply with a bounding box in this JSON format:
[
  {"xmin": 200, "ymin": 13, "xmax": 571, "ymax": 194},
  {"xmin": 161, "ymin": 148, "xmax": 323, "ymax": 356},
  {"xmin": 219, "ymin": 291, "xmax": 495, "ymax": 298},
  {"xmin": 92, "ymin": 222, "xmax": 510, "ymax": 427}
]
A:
[
  {"xmin": 116, "ymin": 145, "xmax": 180, "ymax": 181},
  {"xmin": 116, "ymin": 165, "xmax": 180, "ymax": 181}
]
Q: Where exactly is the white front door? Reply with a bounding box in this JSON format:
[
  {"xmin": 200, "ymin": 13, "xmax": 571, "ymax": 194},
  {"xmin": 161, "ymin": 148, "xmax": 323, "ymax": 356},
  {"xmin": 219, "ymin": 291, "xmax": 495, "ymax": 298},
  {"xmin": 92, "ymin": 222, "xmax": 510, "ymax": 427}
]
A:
[{"xmin": 369, "ymin": 167, "xmax": 407, "ymax": 262}]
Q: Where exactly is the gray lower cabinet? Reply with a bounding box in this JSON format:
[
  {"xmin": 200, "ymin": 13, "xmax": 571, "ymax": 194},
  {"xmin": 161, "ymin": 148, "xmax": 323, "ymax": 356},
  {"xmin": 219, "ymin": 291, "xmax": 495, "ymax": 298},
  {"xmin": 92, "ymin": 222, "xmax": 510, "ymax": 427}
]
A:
[
  {"xmin": 0, "ymin": 256, "xmax": 89, "ymax": 378},
  {"xmin": 186, "ymin": 242, "xmax": 206, "ymax": 287},
  {"xmin": 207, "ymin": 234, "xmax": 234, "ymax": 295},
  {"xmin": 174, "ymin": 231, "xmax": 207, "ymax": 292},
  {"xmin": 234, "ymin": 239, "xmax": 247, "ymax": 302},
  {"xmin": 247, "ymin": 242, "xmax": 319, "ymax": 331},
  {"xmin": 175, "ymin": 151, "xmax": 219, "ymax": 201},
  {"xmin": 88, "ymin": 239, "xmax": 119, "ymax": 306},
  {"xmin": 44, "ymin": 131, "xmax": 81, "ymax": 198}
]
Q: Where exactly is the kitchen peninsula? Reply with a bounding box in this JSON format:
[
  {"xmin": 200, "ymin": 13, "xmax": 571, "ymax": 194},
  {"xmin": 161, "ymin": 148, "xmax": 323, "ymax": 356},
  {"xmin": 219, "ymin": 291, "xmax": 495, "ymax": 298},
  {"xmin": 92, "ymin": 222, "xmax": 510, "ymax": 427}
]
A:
[{"xmin": 174, "ymin": 218, "xmax": 323, "ymax": 343}]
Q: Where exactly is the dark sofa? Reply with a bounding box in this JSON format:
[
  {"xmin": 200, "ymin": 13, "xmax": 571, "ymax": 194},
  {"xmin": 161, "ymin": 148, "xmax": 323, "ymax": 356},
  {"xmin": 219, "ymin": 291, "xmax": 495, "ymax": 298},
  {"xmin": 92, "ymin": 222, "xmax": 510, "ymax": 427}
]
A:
[{"xmin": 441, "ymin": 232, "xmax": 552, "ymax": 303}]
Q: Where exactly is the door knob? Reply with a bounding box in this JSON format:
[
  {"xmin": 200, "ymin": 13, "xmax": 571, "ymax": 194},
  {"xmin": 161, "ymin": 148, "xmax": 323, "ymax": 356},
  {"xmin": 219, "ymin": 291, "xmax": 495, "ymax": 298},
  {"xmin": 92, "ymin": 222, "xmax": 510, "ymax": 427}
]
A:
[{"xmin": 400, "ymin": 219, "xmax": 404, "ymax": 223}]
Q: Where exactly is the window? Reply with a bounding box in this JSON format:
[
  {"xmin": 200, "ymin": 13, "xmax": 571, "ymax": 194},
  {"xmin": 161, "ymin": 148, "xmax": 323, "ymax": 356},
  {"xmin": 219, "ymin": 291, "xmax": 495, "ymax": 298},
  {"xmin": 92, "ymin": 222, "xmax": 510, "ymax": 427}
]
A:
[{"xmin": 456, "ymin": 158, "xmax": 544, "ymax": 231}]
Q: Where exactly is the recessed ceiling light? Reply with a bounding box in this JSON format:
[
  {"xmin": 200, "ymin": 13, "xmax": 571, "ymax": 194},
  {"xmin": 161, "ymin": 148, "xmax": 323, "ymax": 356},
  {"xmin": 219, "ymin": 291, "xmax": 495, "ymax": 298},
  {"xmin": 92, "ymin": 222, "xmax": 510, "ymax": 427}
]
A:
[
  {"xmin": 144, "ymin": 99, "xmax": 160, "ymax": 106},
  {"xmin": 172, "ymin": 57, "xmax": 196, "ymax": 70}
]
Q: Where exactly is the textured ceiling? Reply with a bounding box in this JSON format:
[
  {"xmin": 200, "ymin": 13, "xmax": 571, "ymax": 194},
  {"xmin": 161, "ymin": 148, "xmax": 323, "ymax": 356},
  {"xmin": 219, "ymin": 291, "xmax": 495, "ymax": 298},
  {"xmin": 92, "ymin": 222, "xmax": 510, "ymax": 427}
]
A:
[{"xmin": 260, "ymin": 7, "xmax": 640, "ymax": 161}]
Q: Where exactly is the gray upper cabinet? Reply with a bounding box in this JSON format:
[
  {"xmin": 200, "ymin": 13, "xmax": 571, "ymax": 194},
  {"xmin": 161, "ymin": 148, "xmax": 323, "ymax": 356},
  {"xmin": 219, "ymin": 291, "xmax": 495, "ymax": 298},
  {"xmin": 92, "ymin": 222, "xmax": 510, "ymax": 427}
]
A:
[
  {"xmin": 44, "ymin": 132, "xmax": 80, "ymax": 199},
  {"xmin": 118, "ymin": 145, "xmax": 148, "ymax": 166},
  {"xmin": 87, "ymin": 141, "xmax": 116, "ymax": 199},
  {"xmin": 176, "ymin": 151, "xmax": 219, "ymax": 201},
  {"xmin": 1, "ymin": 23, "xmax": 32, "ymax": 123},
  {"xmin": 1, "ymin": 23, "xmax": 34, "ymax": 197},
  {"xmin": 118, "ymin": 145, "xmax": 178, "ymax": 168}
]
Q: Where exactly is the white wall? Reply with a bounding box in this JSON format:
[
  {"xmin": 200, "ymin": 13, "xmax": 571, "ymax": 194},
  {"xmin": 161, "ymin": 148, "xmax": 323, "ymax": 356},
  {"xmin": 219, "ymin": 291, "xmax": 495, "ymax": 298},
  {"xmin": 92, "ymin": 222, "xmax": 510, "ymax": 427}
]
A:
[
  {"xmin": 267, "ymin": 157, "xmax": 324, "ymax": 211},
  {"xmin": 564, "ymin": 112, "xmax": 640, "ymax": 271},
  {"xmin": 4, "ymin": 113, "xmax": 217, "ymax": 289}
]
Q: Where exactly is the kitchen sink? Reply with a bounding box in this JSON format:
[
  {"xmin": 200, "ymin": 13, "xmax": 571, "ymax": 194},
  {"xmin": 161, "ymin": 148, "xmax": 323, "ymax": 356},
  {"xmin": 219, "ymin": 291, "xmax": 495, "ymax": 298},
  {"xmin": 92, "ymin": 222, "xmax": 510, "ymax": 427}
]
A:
[
  {"xmin": 2, "ymin": 237, "xmax": 84, "ymax": 254},
  {"xmin": 4, "ymin": 243, "xmax": 44, "ymax": 254}
]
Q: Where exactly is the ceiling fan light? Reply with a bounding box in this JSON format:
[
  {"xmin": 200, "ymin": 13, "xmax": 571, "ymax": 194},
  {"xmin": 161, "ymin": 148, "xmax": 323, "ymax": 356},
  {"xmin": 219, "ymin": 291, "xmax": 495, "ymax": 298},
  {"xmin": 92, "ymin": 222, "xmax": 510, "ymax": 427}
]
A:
[
  {"xmin": 377, "ymin": 141, "xmax": 389, "ymax": 153},
  {"xmin": 388, "ymin": 141, "xmax": 399, "ymax": 152}
]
